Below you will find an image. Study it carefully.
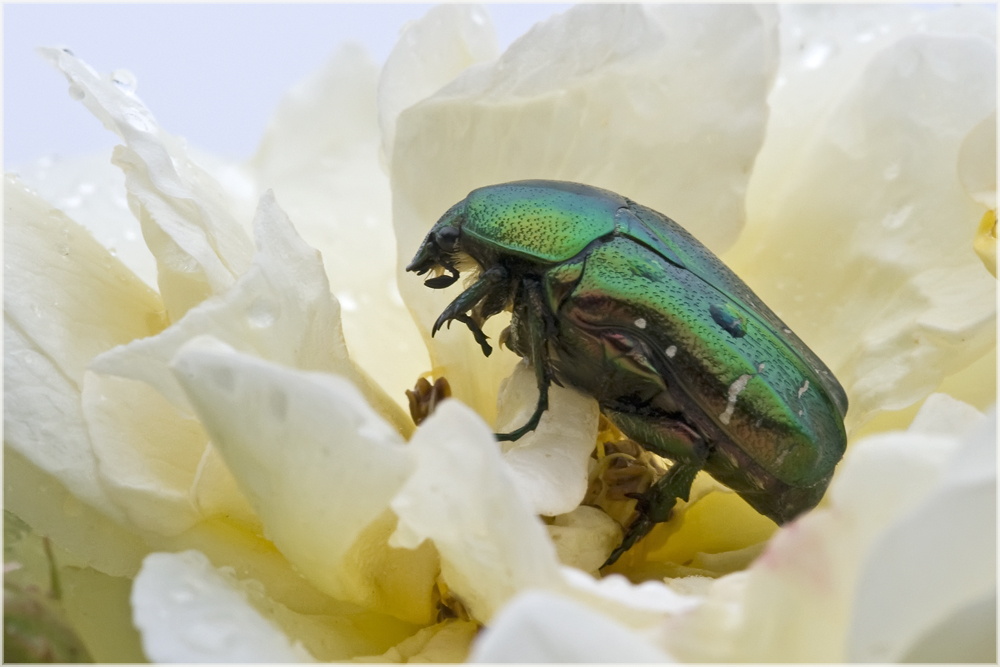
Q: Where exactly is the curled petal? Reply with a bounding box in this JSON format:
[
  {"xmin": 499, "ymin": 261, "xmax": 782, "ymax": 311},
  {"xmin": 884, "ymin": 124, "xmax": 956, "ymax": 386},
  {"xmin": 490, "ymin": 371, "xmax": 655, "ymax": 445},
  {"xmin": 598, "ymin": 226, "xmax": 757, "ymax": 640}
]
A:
[
  {"xmin": 470, "ymin": 590, "xmax": 674, "ymax": 663},
  {"xmin": 170, "ymin": 338, "xmax": 438, "ymax": 623},
  {"xmin": 131, "ymin": 550, "xmax": 312, "ymax": 662},
  {"xmin": 495, "ymin": 359, "xmax": 599, "ymax": 516}
]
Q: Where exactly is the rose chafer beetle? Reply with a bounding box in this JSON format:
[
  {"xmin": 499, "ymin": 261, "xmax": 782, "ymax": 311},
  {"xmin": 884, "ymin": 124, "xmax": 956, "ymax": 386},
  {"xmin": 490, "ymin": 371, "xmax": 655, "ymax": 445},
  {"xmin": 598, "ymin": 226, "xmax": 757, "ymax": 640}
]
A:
[{"xmin": 407, "ymin": 180, "xmax": 848, "ymax": 565}]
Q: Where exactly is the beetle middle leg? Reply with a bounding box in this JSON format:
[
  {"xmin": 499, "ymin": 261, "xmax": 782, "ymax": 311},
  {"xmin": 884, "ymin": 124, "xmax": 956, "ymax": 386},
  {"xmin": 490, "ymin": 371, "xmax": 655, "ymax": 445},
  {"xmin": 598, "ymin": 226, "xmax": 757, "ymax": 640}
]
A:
[
  {"xmin": 494, "ymin": 278, "xmax": 555, "ymax": 442},
  {"xmin": 600, "ymin": 409, "xmax": 709, "ymax": 566},
  {"xmin": 431, "ymin": 266, "xmax": 507, "ymax": 357}
]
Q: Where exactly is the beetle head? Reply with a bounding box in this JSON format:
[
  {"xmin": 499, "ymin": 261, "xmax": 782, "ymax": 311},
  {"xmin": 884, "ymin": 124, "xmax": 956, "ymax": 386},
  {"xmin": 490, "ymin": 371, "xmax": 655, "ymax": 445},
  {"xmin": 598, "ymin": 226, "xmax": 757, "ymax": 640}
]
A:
[{"xmin": 406, "ymin": 201, "xmax": 467, "ymax": 289}]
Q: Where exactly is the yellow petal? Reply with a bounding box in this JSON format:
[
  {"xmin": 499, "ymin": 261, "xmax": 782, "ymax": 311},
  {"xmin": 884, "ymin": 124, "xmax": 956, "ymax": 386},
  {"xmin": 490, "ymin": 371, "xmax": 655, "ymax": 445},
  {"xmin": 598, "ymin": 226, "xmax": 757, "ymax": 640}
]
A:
[{"xmin": 974, "ymin": 209, "xmax": 997, "ymax": 278}]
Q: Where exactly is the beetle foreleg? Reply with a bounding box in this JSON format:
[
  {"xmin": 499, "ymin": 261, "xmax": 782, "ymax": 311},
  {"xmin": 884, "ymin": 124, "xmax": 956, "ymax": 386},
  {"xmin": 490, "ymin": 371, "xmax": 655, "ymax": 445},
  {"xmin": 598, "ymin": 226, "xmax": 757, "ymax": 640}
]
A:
[
  {"xmin": 431, "ymin": 267, "xmax": 507, "ymax": 357},
  {"xmin": 495, "ymin": 280, "xmax": 554, "ymax": 442}
]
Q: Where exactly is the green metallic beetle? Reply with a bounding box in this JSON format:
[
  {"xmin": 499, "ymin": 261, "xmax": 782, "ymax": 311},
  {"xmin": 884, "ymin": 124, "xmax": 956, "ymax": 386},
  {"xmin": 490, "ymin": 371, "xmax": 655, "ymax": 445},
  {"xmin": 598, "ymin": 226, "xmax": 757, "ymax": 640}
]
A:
[{"xmin": 407, "ymin": 180, "xmax": 848, "ymax": 565}]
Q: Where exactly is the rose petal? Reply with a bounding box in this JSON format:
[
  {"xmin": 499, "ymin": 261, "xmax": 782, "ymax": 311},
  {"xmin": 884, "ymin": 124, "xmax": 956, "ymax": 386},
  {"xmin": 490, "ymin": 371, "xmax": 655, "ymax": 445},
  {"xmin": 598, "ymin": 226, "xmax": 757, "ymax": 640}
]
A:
[
  {"xmin": 389, "ymin": 399, "xmax": 563, "ymax": 622},
  {"xmin": 469, "ymin": 590, "xmax": 674, "ymax": 663},
  {"xmin": 847, "ymin": 408, "xmax": 996, "ymax": 661},
  {"xmin": 355, "ymin": 620, "xmax": 479, "ymax": 663},
  {"xmin": 546, "ymin": 506, "xmax": 621, "ymax": 575},
  {"xmin": 131, "ymin": 550, "xmax": 312, "ymax": 662},
  {"xmin": 4, "ymin": 175, "xmax": 168, "ymax": 518},
  {"xmin": 661, "ymin": 399, "xmax": 985, "ymax": 661},
  {"xmin": 81, "ymin": 371, "xmax": 257, "ymax": 536},
  {"xmin": 170, "ymin": 337, "xmax": 438, "ymax": 623},
  {"xmin": 248, "ymin": 45, "xmax": 430, "ymax": 410},
  {"xmin": 3, "ymin": 447, "xmax": 149, "ymax": 579},
  {"xmin": 13, "ymin": 150, "xmax": 158, "ymax": 288},
  {"xmin": 729, "ymin": 12, "xmax": 997, "ymax": 428},
  {"xmin": 40, "ymin": 48, "xmax": 255, "ymax": 321},
  {"xmin": 391, "ymin": 4, "xmax": 779, "ymax": 423},
  {"xmin": 92, "ymin": 190, "xmax": 411, "ymax": 436},
  {"xmin": 495, "ymin": 359, "xmax": 599, "ymax": 516},
  {"xmin": 378, "ymin": 4, "xmax": 498, "ymax": 165}
]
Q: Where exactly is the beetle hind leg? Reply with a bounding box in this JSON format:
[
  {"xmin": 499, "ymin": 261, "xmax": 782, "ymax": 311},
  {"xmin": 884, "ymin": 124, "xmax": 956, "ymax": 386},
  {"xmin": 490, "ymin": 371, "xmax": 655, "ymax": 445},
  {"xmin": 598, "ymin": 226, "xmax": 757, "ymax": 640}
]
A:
[{"xmin": 600, "ymin": 409, "xmax": 709, "ymax": 567}]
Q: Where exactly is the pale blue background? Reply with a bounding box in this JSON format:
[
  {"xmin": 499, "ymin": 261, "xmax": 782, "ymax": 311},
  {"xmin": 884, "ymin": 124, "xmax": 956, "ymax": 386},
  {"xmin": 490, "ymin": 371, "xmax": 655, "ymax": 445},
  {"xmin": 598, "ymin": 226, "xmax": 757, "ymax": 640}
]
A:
[{"xmin": 4, "ymin": 4, "xmax": 570, "ymax": 167}]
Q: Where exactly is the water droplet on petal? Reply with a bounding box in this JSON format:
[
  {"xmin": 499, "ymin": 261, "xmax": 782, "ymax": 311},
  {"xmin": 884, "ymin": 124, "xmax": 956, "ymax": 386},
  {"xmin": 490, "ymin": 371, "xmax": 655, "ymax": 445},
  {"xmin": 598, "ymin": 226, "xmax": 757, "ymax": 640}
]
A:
[
  {"xmin": 801, "ymin": 42, "xmax": 833, "ymax": 70},
  {"xmin": 111, "ymin": 68, "xmax": 137, "ymax": 94},
  {"xmin": 337, "ymin": 291, "xmax": 359, "ymax": 312},
  {"xmin": 248, "ymin": 296, "xmax": 279, "ymax": 328},
  {"xmin": 68, "ymin": 83, "xmax": 85, "ymax": 101}
]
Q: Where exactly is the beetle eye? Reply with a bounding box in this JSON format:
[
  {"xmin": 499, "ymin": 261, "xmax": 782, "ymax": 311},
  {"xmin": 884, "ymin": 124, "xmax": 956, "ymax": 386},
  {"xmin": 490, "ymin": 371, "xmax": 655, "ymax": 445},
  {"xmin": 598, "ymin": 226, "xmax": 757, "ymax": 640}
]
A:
[{"xmin": 435, "ymin": 226, "xmax": 460, "ymax": 251}]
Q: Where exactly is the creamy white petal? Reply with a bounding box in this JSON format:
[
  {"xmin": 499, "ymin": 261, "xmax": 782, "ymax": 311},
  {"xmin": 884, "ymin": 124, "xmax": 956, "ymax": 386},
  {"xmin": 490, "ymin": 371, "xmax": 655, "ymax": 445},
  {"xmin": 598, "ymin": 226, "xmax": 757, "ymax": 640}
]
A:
[
  {"xmin": 131, "ymin": 550, "xmax": 312, "ymax": 662},
  {"xmin": 906, "ymin": 391, "xmax": 986, "ymax": 437},
  {"xmin": 730, "ymin": 13, "xmax": 997, "ymax": 429},
  {"xmin": 661, "ymin": 419, "xmax": 978, "ymax": 661},
  {"xmin": 391, "ymin": 4, "xmax": 779, "ymax": 424},
  {"xmin": 848, "ymin": 408, "xmax": 996, "ymax": 661},
  {"xmin": 389, "ymin": 399, "xmax": 563, "ymax": 622},
  {"xmin": 495, "ymin": 359, "xmax": 599, "ymax": 516},
  {"xmin": 40, "ymin": 48, "xmax": 254, "ymax": 321},
  {"xmin": 13, "ymin": 150, "xmax": 158, "ymax": 288},
  {"xmin": 470, "ymin": 590, "xmax": 674, "ymax": 663},
  {"xmin": 81, "ymin": 371, "xmax": 257, "ymax": 536},
  {"xmin": 248, "ymin": 46, "xmax": 429, "ymax": 411},
  {"xmin": 170, "ymin": 338, "xmax": 438, "ymax": 623},
  {"xmin": 92, "ymin": 190, "xmax": 410, "ymax": 435},
  {"xmin": 4, "ymin": 175, "xmax": 168, "ymax": 519},
  {"xmin": 546, "ymin": 506, "xmax": 621, "ymax": 575},
  {"xmin": 378, "ymin": 4, "xmax": 498, "ymax": 165}
]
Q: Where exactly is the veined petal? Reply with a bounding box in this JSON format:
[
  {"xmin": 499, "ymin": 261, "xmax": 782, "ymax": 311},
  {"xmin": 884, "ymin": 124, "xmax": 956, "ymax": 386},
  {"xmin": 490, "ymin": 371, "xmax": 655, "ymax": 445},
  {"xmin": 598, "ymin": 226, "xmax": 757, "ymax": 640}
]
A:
[
  {"xmin": 389, "ymin": 399, "xmax": 563, "ymax": 622},
  {"xmin": 131, "ymin": 550, "xmax": 312, "ymax": 662},
  {"xmin": 730, "ymin": 10, "xmax": 997, "ymax": 429},
  {"xmin": 13, "ymin": 150, "xmax": 158, "ymax": 288},
  {"xmin": 392, "ymin": 3, "xmax": 778, "ymax": 424},
  {"xmin": 848, "ymin": 407, "xmax": 995, "ymax": 662},
  {"xmin": 170, "ymin": 338, "xmax": 438, "ymax": 624},
  {"xmin": 92, "ymin": 190, "xmax": 410, "ymax": 436},
  {"xmin": 248, "ymin": 45, "xmax": 429, "ymax": 411},
  {"xmin": 470, "ymin": 590, "xmax": 674, "ymax": 663},
  {"xmin": 40, "ymin": 48, "xmax": 255, "ymax": 321},
  {"xmin": 377, "ymin": 4, "xmax": 498, "ymax": 165},
  {"xmin": 4, "ymin": 175, "xmax": 167, "ymax": 520},
  {"xmin": 660, "ymin": 396, "xmax": 989, "ymax": 662},
  {"xmin": 495, "ymin": 359, "xmax": 599, "ymax": 516}
]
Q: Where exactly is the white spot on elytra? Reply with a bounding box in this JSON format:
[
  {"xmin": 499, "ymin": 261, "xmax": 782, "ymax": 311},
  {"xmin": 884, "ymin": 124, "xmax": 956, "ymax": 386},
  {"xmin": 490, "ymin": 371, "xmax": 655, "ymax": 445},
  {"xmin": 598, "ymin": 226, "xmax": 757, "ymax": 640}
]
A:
[
  {"xmin": 635, "ymin": 318, "xmax": 647, "ymax": 329},
  {"xmin": 720, "ymin": 374, "xmax": 752, "ymax": 425},
  {"xmin": 798, "ymin": 380, "xmax": 810, "ymax": 398},
  {"xmin": 758, "ymin": 363, "xmax": 765, "ymax": 372},
  {"xmin": 665, "ymin": 345, "xmax": 677, "ymax": 358}
]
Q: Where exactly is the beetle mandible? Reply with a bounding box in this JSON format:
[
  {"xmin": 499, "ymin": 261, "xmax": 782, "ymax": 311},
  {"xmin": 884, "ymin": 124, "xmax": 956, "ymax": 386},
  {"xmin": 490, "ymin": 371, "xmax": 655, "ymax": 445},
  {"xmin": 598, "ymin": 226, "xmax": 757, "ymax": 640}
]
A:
[{"xmin": 406, "ymin": 180, "xmax": 848, "ymax": 565}]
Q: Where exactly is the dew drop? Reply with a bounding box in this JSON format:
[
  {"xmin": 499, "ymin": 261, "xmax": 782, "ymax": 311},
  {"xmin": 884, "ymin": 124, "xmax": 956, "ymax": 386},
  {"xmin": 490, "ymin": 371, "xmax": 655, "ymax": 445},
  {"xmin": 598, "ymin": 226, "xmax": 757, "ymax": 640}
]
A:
[
  {"xmin": 881, "ymin": 205, "xmax": 913, "ymax": 231},
  {"xmin": 56, "ymin": 243, "xmax": 70, "ymax": 257},
  {"xmin": 78, "ymin": 182, "xmax": 96, "ymax": 195},
  {"xmin": 337, "ymin": 291, "xmax": 359, "ymax": 312},
  {"xmin": 169, "ymin": 587, "xmax": 195, "ymax": 604},
  {"xmin": 68, "ymin": 84, "xmax": 85, "ymax": 101},
  {"xmin": 248, "ymin": 296, "xmax": 279, "ymax": 328},
  {"xmin": 111, "ymin": 68, "xmax": 137, "ymax": 94},
  {"xmin": 801, "ymin": 42, "xmax": 833, "ymax": 70}
]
